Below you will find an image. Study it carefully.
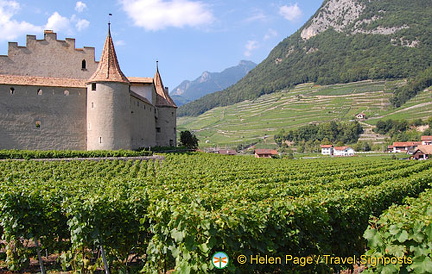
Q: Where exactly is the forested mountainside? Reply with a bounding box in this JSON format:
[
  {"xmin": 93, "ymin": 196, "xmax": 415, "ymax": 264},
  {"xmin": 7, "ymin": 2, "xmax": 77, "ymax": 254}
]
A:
[{"xmin": 178, "ymin": 0, "xmax": 432, "ymax": 117}]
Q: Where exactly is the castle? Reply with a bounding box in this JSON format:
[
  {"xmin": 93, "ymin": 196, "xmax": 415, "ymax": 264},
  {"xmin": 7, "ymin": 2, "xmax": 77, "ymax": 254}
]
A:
[{"xmin": 0, "ymin": 27, "xmax": 177, "ymax": 151}]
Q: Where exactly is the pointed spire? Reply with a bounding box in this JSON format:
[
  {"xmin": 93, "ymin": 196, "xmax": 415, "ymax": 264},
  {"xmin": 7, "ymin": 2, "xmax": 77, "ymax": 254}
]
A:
[
  {"xmin": 154, "ymin": 62, "xmax": 177, "ymax": 108},
  {"xmin": 88, "ymin": 21, "xmax": 129, "ymax": 84}
]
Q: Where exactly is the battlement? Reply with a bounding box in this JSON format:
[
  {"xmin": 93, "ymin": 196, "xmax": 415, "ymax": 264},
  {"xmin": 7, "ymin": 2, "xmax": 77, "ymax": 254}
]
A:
[{"xmin": 0, "ymin": 30, "xmax": 98, "ymax": 79}]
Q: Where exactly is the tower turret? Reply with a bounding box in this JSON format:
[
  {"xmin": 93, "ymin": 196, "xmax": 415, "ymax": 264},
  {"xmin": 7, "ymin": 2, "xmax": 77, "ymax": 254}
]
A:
[
  {"xmin": 86, "ymin": 24, "xmax": 131, "ymax": 150},
  {"xmin": 154, "ymin": 62, "xmax": 177, "ymax": 147}
]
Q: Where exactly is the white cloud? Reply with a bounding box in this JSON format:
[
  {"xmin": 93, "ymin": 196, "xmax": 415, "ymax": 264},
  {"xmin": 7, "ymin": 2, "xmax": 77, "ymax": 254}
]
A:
[
  {"xmin": 0, "ymin": 1, "xmax": 42, "ymax": 41},
  {"xmin": 75, "ymin": 1, "xmax": 87, "ymax": 13},
  {"xmin": 279, "ymin": 3, "xmax": 302, "ymax": 22},
  {"xmin": 244, "ymin": 40, "xmax": 259, "ymax": 57},
  {"xmin": 45, "ymin": 12, "xmax": 73, "ymax": 34},
  {"xmin": 120, "ymin": 0, "xmax": 214, "ymax": 31},
  {"xmin": 45, "ymin": 13, "xmax": 89, "ymax": 34},
  {"xmin": 75, "ymin": 18, "xmax": 89, "ymax": 31}
]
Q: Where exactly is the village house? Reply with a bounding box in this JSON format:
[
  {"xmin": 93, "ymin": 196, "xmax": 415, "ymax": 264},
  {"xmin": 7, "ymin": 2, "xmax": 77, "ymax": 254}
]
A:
[
  {"xmin": 412, "ymin": 145, "xmax": 432, "ymax": 160},
  {"xmin": 320, "ymin": 145, "xmax": 334, "ymax": 155},
  {"xmin": 333, "ymin": 146, "xmax": 355, "ymax": 156},
  {"xmin": 388, "ymin": 142, "xmax": 422, "ymax": 153},
  {"xmin": 254, "ymin": 149, "xmax": 278, "ymax": 158},
  {"xmin": 355, "ymin": 113, "xmax": 366, "ymax": 120},
  {"xmin": 421, "ymin": 136, "xmax": 432, "ymax": 145}
]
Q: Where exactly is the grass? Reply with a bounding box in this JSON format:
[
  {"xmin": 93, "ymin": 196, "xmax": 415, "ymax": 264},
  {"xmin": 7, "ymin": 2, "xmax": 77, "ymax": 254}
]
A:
[{"xmin": 178, "ymin": 80, "xmax": 432, "ymax": 148}]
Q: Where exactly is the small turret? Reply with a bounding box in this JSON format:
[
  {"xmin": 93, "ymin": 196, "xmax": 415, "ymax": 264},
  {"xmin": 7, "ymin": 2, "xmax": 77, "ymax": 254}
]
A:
[
  {"xmin": 154, "ymin": 62, "xmax": 177, "ymax": 147},
  {"xmin": 86, "ymin": 23, "xmax": 131, "ymax": 150}
]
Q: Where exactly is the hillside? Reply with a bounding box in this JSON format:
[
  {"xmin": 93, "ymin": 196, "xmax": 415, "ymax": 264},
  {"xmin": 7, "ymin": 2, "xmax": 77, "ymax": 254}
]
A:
[
  {"xmin": 177, "ymin": 80, "xmax": 432, "ymax": 148},
  {"xmin": 178, "ymin": 0, "xmax": 432, "ymax": 117},
  {"xmin": 170, "ymin": 60, "xmax": 256, "ymax": 106}
]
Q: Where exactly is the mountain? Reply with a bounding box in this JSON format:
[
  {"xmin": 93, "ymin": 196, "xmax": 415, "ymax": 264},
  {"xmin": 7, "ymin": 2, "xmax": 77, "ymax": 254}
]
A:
[
  {"xmin": 170, "ymin": 60, "xmax": 256, "ymax": 106},
  {"xmin": 178, "ymin": 0, "xmax": 432, "ymax": 116}
]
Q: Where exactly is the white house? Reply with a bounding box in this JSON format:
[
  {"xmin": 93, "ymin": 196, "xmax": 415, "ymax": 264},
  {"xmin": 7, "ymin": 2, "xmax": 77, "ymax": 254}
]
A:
[
  {"xmin": 320, "ymin": 145, "xmax": 334, "ymax": 155},
  {"xmin": 333, "ymin": 146, "xmax": 355, "ymax": 156}
]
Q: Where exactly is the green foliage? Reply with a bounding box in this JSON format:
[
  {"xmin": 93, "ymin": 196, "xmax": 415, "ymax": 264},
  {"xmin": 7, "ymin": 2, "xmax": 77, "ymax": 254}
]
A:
[
  {"xmin": 390, "ymin": 66, "xmax": 432, "ymax": 107},
  {"xmin": 363, "ymin": 188, "xmax": 432, "ymax": 273},
  {"xmin": 179, "ymin": 130, "xmax": 199, "ymax": 149},
  {"xmin": 0, "ymin": 149, "xmax": 152, "ymax": 159},
  {"xmin": 178, "ymin": 1, "xmax": 432, "ymax": 117},
  {"xmin": 275, "ymin": 121, "xmax": 363, "ymax": 147},
  {"xmin": 0, "ymin": 156, "xmax": 431, "ymax": 272}
]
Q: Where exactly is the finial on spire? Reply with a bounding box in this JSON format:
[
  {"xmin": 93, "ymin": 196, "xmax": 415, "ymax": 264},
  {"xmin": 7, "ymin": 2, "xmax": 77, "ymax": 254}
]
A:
[{"xmin": 108, "ymin": 13, "xmax": 112, "ymax": 34}]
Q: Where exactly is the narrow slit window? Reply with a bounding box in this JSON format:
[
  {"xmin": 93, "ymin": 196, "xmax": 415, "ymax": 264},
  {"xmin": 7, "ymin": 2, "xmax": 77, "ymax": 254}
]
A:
[
  {"xmin": 82, "ymin": 59, "xmax": 87, "ymax": 70},
  {"xmin": 91, "ymin": 83, "xmax": 96, "ymax": 91},
  {"xmin": 99, "ymin": 137, "xmax": 102, "ymax": 143},
  {"xmin": 10, "ymin": 87, "xmax": 14, "ymax": 95}
]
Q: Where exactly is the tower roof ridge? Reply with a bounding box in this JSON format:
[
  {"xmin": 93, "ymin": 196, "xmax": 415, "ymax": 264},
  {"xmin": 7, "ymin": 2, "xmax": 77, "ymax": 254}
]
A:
[{"xmin": 88, "ymin": 24, "xmax": 129, "ymax": 84}]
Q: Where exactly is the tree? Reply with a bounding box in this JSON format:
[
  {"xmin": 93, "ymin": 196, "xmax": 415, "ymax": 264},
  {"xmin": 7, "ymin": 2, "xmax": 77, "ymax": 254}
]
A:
[{"xmin": 179, "ymin": 131, "xmax": 199, "ymax": 149}]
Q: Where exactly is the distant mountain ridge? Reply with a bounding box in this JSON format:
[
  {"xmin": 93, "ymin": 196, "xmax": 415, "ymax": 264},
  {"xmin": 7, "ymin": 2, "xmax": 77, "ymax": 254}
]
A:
[
  {"xmin": 179, "ymin": 0, "xmax": 432, "ymax": 116},
  {"xmin": 170, "ymin": 60, "xmax": 256, "ymax": 106}
]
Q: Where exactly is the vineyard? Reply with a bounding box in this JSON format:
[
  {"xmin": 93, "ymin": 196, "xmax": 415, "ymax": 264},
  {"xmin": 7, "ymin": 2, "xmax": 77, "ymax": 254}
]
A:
[{"xmin": 0, "ymin": 154, "xmax": 431, "ymax": 273}]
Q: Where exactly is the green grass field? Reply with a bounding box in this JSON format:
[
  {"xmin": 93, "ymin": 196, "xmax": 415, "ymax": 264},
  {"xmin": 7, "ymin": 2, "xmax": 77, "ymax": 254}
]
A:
[{"xmin": 178, "ymin": 80, "xmax": 432, "ymax": 148}]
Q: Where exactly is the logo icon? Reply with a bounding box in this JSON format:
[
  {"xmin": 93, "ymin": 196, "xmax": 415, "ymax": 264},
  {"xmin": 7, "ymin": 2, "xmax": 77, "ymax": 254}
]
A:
[{"xmin": 212, "ymin": 252, "xmax": 229, "ymax": 269}]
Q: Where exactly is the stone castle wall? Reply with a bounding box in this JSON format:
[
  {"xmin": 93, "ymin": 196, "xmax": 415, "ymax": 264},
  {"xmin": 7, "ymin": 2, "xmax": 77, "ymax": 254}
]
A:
[
  {"xmin": 156, "ymin": 107, "xmax": 177, "ymax": 147},
  {"xmin": 0, "ymin": 31, "xmax": 98, "ymax": 79},
  {"xmin": 130, "ymin": 95, "xmax": 156, "ymax": 149},
  {"xmin": 0, "ymin": 85, "xmax": 87, "ymax": 150}
]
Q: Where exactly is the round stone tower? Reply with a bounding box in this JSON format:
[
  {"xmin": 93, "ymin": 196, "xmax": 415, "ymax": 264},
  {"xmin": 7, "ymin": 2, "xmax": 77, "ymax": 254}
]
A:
[{"xmin": 86, "ymin": 24, "xmax": 131, "ymax": 150}]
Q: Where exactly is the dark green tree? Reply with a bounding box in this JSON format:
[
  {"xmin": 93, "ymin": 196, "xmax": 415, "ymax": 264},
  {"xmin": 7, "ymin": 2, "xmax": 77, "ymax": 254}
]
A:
[{"xmin": 179, "ymin": 130, "xmax": 199, "ymax": 149}]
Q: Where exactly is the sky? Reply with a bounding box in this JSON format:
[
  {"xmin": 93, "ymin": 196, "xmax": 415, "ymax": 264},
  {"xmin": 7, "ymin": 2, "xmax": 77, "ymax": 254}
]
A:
[{"xmin": 0, "ymin": 0, "xmax": 323, "ymax": 90}]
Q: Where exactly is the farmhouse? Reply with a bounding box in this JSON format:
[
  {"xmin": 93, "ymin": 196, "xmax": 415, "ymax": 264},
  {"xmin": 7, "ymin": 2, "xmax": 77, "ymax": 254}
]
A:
[
  {"xmin": 320, "ymin": 145, "xmax": 334, "ymax": 155},
  {"xmin": 254, "ymin": 149, "xmax": 278, "ymax": 158},
  {"xmin": 388, "ymin": 142, "xmax": 422, "ymax": 153},
  {"xmin": 412, "ymin": 145, "xmax": 432, "ymax": 160},
  {"xmin": 333, "ymin": 146, "xmax": 355, "ymax": 156},
  {"xmin": 0, "ymin": 28, "xmax": 177, "ymax": 151}
]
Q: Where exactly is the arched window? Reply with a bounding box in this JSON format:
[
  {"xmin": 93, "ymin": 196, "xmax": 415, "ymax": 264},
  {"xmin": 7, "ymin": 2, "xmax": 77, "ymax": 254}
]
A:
[
  {"xmin": 10, "ymin": 87, "xmax": 14, "ymax": 95},
  {"xmin": 37, "ymin": 89, "xmax": 43, "ymax": 95},
  {"xmin": 82, "ymin": 59, "xmax": 87, "ymax": 70},
  {"xmin": 64, "ymin": 90, "xmax": 69, "ymax": 96}
]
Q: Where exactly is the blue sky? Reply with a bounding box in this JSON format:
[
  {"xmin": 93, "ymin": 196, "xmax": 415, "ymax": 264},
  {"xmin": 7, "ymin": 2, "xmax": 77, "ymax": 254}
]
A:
[{"xmin": 0, "ymin": 0, "xmax": 322, "ymax": 90}]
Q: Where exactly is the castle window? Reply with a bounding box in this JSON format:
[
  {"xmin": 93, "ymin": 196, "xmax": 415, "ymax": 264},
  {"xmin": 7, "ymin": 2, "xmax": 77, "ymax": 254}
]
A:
[
  {"xmin": 91, "ymin": 83, "xmax": 96, "ymax": 91},
  {"xmin": 172, "ymin": 111, "xmax": 174, "ymax": 116},
  {"xmin": 99, "ymin": 137, "xmax": 102, "ymax": 143},
  {"xmin": 9, "ymin": 87, "xmax": 14, "ymax": 95},
  {"xmin": 91, "ymin": 102, "xmax": 94, "ymax": 108},
  {"xmin": 64, "ymin": 90, "xmax": 69, "ymax": 96},
  {"xmin": 35, "ymin": 121, "xmax": 41, "ymax": 128},
  {"xmin": 82, "ymin": 59, "xmax": 87, "ymax": 70},
  {"xmin": 37, "ymin": 89, "xmax": 43, "ymax": 95},
  {"xmin": 156, "ymin": 127, "xmax": 161, "ymax": 133}
]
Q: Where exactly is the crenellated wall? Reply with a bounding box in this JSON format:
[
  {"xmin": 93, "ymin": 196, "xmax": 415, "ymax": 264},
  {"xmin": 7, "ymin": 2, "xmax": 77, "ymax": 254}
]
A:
[{"xmin": 0, "ymin": 30, "xmax": 98, "ymax": 79}]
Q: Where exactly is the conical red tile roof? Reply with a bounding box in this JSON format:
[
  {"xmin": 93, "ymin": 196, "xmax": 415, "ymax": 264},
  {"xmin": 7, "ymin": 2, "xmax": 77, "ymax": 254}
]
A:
[
  {"xmin": 154, "ymin": 66, "xmax": 177, "ymax": 108},
  {"xmin": 88, "ymin": 25, "xmax": 129, "ymax": 84}
]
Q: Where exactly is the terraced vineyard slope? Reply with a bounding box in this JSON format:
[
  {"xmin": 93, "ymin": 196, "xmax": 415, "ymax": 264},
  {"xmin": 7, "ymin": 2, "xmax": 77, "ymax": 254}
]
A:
[{"xmin": 178, "ymin": 80, "xmax": 432, "ymax": 148}]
